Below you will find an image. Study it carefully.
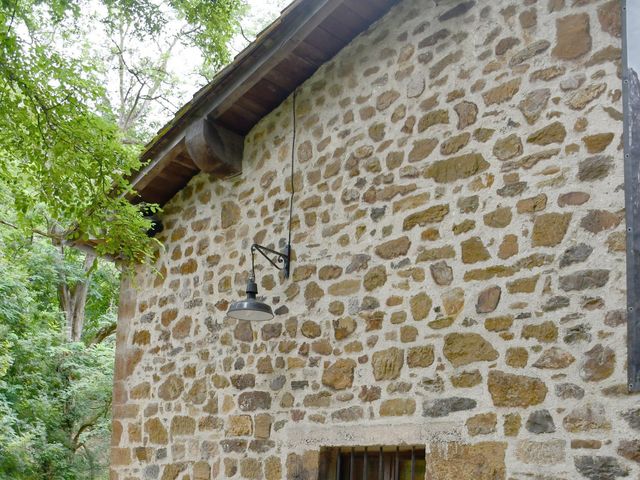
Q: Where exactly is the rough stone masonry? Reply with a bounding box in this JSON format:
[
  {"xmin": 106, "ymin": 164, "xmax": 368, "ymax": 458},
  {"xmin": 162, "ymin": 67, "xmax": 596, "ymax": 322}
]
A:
[{"xmin": 110, "ymin": 0, "xmax": 639, "ymax": 479}]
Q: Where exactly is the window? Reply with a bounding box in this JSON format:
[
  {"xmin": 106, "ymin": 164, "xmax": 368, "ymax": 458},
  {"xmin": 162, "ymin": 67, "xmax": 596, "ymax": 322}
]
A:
[{"xmin": 327, "ymin": 446, "xmax": 426, "ymax": 480}]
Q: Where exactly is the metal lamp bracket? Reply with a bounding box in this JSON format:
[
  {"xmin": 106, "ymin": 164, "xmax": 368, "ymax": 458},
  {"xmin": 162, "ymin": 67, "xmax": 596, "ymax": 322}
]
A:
[{"xmin": 251, "ymin": 243, "xmax": 291, "ymax": 279}]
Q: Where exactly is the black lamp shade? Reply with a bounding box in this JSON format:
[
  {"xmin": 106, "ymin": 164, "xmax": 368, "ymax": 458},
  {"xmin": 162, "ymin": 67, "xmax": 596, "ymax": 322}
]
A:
[{"xmin": 227, "ymin": 278, "xmax": 274, "ymax": 321}]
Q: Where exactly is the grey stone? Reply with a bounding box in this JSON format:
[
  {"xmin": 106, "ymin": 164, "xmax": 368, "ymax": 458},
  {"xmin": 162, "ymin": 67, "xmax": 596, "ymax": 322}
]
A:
[
  {"xmin": 346, "ymin": 254, "xmax": 370, "ymax": 273},
  {"xmin": 418, "ymin": 29, "xmax": 449, "ymax": 49},
  {"xmin": 274, "ymin": 305, "xmax": 289, "ymax": 315},
  {"xmin": 578, "ymin": 155, "xmax": 613, "ymax": 182},
  {"xmin": 423, "ymin": 397, "xmax": 476, "ymax": 417},
  {"xmin": 518, "ymin": 88, "xmax": 551, "ymax": 124},
  {"xmin": 430, "ymin": 261, "xmax": 453, "ymax": 286},
  {"xmin": 580, "ymin": 344, "xmax": 615, "ymax": 382},
  {"xmin": 621, "ymin": 408, "xmax": 640, "ymax": 431},
  {"xmin": 234, "ymin": 320, "xmax": 254, "ymax": 342},
  {"xmin": 144, "ymin": 465, "xmax": 160, "ymax": 479},
  {"xmin": 564, "ymin": 324, "xmax": 592, "ymax": 345},
  {"xmin": 360, "ymin": 296, "xmax": 380, "ymax": 311},
  {"xmin": 509, "ymin": 40, "xmax": 551, "ymax": 66},
  {"xmin": 269, "ymin": 375, "xmax": 286, "ymax": 391},
  {"xmin": 331, "ymin": 406, "xmax": 364, "ymax": 422},
  {"xmin": 249, "ymin": 439, "xmax": 275, "ymax": 453},
  {"xmin": 604, "ymin": 310, "xmax": 626, "ymax": 327},
  {"xmin": 497, "ymin": 181, "xmax": 527, "ymax": 197},
  {"xmin": 555, "ymin": 382, "xmax": 585, "ymax": 400},
  {"xmin": 526, "ymin": 410, "xmax": 556, "ymax": 433},
  {"xmin": 559, "ymin": 243, "xmax": 593, "ymax": 268},
  {"xmin": 560, "ymin": 73, "xmax": 586, "ymax": 91},
  {"xmin": 220, "ymin": 439, "xmax": 247, "ymax": 453},
  {"xmin": 559, "ymin": 270, "xmax": 610, "ymax": 291},
  {"xmin": 476, "ymin": 285, "xmax": 501, "ymax": 313},
  {"xmin": 438, "ymin": 1, "xmax": 476, "ymax": 22},
  {"xmin": 543, "ymin": 296, "xmax": 570, "ymax": 311},
  {"xmin": 238, "ymin": 391, "xmax": 271, "ymax": 411},
  {"xmin": 419, "ymin": 375, "xmax": 445, "ymax": 393},
  {"xmin": 574, "ymin": 456, "xmax": 629, "ymax": 479},
  {"xmin": 407, "ymin": 76, "xmax": 425, "ymax": 98},
  {"xmin": 231, "ymin": 374, "xmax": 255, "ymax": 390},
  {"xmin": 261, "ymin": 323, "xmax": 282, "ymax": 340}
]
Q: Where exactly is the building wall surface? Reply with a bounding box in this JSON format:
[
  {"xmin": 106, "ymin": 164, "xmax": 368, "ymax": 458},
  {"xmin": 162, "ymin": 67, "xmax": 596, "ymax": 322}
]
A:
[{"xmin": 110, "ymin": 0, "xmax": 638, "ymax": 478}]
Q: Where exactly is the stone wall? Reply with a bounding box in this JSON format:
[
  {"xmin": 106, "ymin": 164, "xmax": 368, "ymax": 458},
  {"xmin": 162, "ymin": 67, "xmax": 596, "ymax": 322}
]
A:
[{"xmin": 110, "ymin": 0, "xmax": 639, "ymax": 479}]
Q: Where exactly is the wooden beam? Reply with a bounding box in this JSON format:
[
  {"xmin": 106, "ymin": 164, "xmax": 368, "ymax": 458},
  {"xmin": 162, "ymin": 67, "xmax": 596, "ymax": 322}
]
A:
[{"xmin": 184, "ymin": 119, "xmax": 243, "ymax": 178}]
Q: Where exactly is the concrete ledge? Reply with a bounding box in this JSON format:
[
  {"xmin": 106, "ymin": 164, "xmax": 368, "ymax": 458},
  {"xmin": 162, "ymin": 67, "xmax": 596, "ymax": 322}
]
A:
[{"xmin": 277, "ymin": 421, "xmax": 462, "ymax": 450}]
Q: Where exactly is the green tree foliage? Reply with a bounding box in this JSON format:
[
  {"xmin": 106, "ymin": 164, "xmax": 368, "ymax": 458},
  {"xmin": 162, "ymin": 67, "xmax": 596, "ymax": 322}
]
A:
[
  {"xmin": 0, "ymin": 233, "xmax": 119, "ymax": 479},
  {"xmin": 0, "ymin": 0, "xmax": 245, "ymax": 477},
  {"xmin": 0, "ymin": 0, "xmax": 243, "ymax": 262}
]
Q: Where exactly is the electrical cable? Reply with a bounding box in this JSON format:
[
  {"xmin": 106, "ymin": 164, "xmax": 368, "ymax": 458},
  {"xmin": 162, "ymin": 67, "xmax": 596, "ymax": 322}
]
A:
[{"xmin": 287, "ymin": 89, "xmax": 296, "ymax": 250}]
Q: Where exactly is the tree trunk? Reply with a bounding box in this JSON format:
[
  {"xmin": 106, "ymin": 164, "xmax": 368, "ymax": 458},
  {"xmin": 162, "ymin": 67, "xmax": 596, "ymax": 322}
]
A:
[{"xmin": 58, "ymin": 252, "xmax": 96, "ymax": 342}]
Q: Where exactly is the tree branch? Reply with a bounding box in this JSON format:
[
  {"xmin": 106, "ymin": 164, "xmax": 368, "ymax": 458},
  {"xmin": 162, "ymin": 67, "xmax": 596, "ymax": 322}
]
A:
[{"xmin": 88, "ymin": 321, "xmax": 117, "ymax": 346}]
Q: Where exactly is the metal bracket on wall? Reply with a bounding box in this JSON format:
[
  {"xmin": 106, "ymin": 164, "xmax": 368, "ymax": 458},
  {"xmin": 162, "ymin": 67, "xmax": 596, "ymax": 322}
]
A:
[
  {"xmin": 251, "ymin": 243, "xmax": 291, "ymax": 280},
  {"xmin": 622, "ymin": 0, "xmax": 640, "ymax": 393}
]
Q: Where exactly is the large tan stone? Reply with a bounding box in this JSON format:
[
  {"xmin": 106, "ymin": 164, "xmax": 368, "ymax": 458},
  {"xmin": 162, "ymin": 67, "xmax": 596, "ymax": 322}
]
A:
[
  {"xmin": 451, "ymin": 370, "xmax": 482, "ymax": 388},
  {"xmin": 493, "ymin": 134, "xmax": 522, "ymax": 160},
  {"xmin": 483, "ymin": 207, "xmax": 512, "ymax": 228},
  {"xmin": 333, "ymin": 317, "xmax": 356, "ymax": 340},
  {"xmin": 440, "ymin": 132, "xmax": 470, "ymax": 155},
  {"xmin": 410, "ymin": 292, "xmax": 432, "ymax": 321},
  {"xmin": 375, "ymin": 236, "xmax": 411, "ymax": 259},
  {"xmin": 461, "ymin": 236, "xmax": 490, "ymax": 264},
  {"xmin": 158, "ymin": 375, "xmax": 184, "ymax": 401},
  {"xmin": 322, "ymin": 359, "xmax": 356, "ymax": 390},
  {"xmin": 424, "ymin": 153, "xmax": 489, "ymax": 183},
  {"xmin": 583, "ymin": 133, "xmax": 615, "ymax": 153},
  {"xmin": 372, "ymin": 347, "xmax": 404, "ymax": 380},
  {"xmin": 170, "ymin": 416, "xmax": 196, "ymax": 435},
  {"xmin": 221, "ymin": 201, "xmax": 241, "ymax": 228},
  {"xmin": 454, "ymin": 101, "xmax": 478, "ymax": 130},
  {"xmin": 598, "ymin": 0, "xmax": 621, "ymax": 38},
  {"xmin": 425, "ymin": 442, "xmax": 507, "ymax": 480},
  {"xmin": 531, "ymin": 213, "xmax": 571, "ymax": 247},
  {"xmin": 403, "ymin": 205, "xmax": 449, "ymax": 230},
  {"xmin": 328, "ymin": 279, "xmax": 360, "ymax": 296},
  {"xmin": 407, "ymin": 345, "xmax": 435, "ymax": 368},
  {"xmin": 418, "ymin": 109, "xmax": 449, "ymax": 132},
  {"xmin": 566, "ymin": 83, "xmax": 606, "ymax": 110},
  {"xmin": 466, "ymin": 413, "xmax": 497, "ymax": 436},
  {"xmin": 442, "ymin": 287, "xmax": 464, "ymax": 316},
  {"xmin": 482, "ymin": 79, "xmax": 521, "ymax": 106},
  {"xmin": 522, "ymin": 321, "xmax": 558, "ymax": 343},
  {"xmin": 443, "ymin": 333, "xmax": 498, "ymax": 367},
  {"xmin": 409, "ymin": 138, "xmax": 439, "ymax": 162},
  {"xmin": 488, "ymin": 371, "xmax": 547, "ymax": 407},
  {"xmin": 552, "ymin": 13, "xmax": 591, "ymax": 60},
  {"xmin": 144, "ymin": 417, "xmax": 168, "ymax": 444},
  {"xmin": 379, "ymin": 398, "xmax": 416, "ymax": 416},
  {"xmin": 526, "ymin": 121, "xmax": 566, "ymax": 146}
]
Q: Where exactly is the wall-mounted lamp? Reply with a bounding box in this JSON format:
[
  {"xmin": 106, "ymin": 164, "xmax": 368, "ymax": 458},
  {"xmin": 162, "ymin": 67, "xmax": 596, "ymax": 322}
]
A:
[
  {"xmin": 227, "ymin": 244, "xmax": 290, "ymax": 321},
  {"xmin": 226, "ymin": 90, "xmax": 298, "ymax": 321}
]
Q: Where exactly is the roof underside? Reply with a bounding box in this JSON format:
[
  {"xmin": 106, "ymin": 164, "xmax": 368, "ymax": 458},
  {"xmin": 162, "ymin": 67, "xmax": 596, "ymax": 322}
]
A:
[{"xmin": 132, "ymin": 0, "xmax": 400, "ymax": 206}]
